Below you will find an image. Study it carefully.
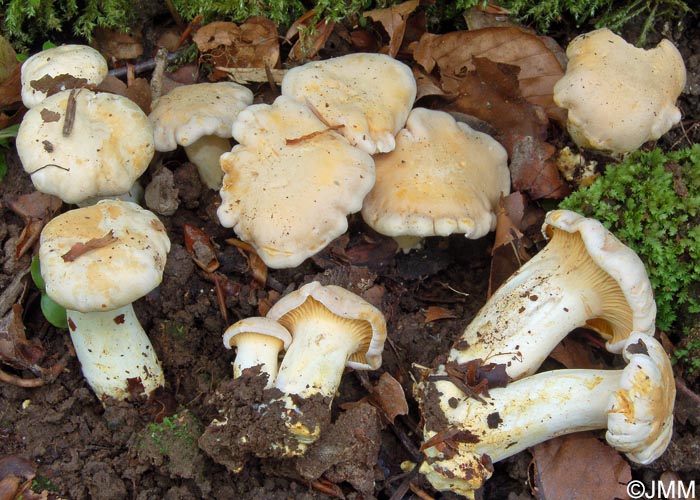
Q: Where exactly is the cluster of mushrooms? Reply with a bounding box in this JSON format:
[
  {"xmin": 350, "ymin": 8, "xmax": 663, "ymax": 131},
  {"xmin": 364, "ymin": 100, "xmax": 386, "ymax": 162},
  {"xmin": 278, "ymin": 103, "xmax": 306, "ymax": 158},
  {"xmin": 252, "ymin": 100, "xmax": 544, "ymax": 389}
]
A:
[{"xmin": 14, "ymin": 26, "xmax": 687, "ymax": 497}]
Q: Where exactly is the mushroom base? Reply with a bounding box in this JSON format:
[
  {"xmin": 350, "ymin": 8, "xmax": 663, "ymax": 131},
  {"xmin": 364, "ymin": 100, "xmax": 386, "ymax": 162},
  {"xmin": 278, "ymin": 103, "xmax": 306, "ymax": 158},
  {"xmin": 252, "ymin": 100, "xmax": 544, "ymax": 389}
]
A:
[{"xmin": 67, "ymin": 304, "xmax": 164, "ymax": 401}]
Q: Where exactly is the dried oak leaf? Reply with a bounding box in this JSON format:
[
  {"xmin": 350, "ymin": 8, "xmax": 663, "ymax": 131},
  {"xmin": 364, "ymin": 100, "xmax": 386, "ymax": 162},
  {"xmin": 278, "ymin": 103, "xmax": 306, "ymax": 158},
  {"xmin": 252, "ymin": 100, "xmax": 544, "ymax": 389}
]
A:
[
  {"xmin": 413, "ymin": 27, "xmax": 566, "ymax": 123},
  {"xmin": 7, "ymin": 191, "xmax": 62, "ymax": 259},
  {"xmin": 531, "ymin": 432, "xmax": 631, "ymax": 500},
  {"xmin": 424, "ymin": 306, "xmax": 457, "ymax": 324},
  {"xmin": 548, "ymin": 332, "xmax": 608, "ymax": 370},
  {"xmin": 488, "ymin": 193, "xmax": 530, "ymax": 297},
  {"xmin": 288, "ymin": 18, "xmax": 335, "ymax": 63},
  {"xmin": 183, "ymin": 224, "xmax": 219, "ymax": 273},
  {"xmin": 371, "ymin": 372, "xmax": 408, "ymax": 423},
  {"xmin": 193, "ymin": 18, "xmax": 280, "ymax": 81},
  {"xmin": 225, "ymin": 238, "xmax": 267, "ymax": 286},
  {"xmin": 0, "ymin": 304, "xmax": 43, "ymax": 369},
  {"xmin": 364, "ymin": 0, "xmax": 419, "ymax": 57},
  {"xmin": 61, "ymin": 231, "xmax": 118, "ymax": 262},
  {"xmin": 91, "ymin": 27, "xmax": 144, "ymax": 61}
]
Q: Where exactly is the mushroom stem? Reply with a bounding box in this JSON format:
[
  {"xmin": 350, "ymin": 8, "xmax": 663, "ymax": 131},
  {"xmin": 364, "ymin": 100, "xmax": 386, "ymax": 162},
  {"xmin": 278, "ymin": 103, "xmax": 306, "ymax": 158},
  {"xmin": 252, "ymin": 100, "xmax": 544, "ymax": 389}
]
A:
[
  {"xmin": 420, "ymin": 333, "xmax": 674, "ymax": 498},
  {"xmin": 274, "ymin": 302, "xmax": 363, "ymax": 399},
  {"xmin": 183, "ymin": 135, "xmax": 231, "ymax": 190},
  {"xmin": 230, "ymin": 333, "xmax": 285, "ymax": 383},
  {"xmin": 450, "ymin": 225, "xmax": 632, "ymax": 379},
  {"xmin": 67, "ymin": 304, "xmax": 164, "ymax": 400}
]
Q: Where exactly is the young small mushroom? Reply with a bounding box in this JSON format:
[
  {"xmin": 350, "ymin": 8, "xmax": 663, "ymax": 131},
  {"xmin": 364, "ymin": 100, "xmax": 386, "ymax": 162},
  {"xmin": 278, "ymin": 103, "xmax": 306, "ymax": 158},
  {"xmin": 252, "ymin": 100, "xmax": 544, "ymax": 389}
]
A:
[
  {"xmin": 217, "ymin": 95, "xmax": 376, "ymax": 268},
  {"xmin": 553, "ymin": 28, "xmax": 686, "ymax": 154},
  {"xmin": 281, "ymin": 52, "xmax": 417, "ymax": 154},
  {"xmin": 449, "ymin": 209, "xmax": 656, "ymax": 380},
  {"xmin": 21, "ymin": 44, "xmax": 108, "ymax": 108},
  {"xmin": 149, "ymin": 82, "xmax": 254, "ymax": 189},
  {"xmin": 223, "ymin": 317, "xmax": 292, "ymax": 387},
  {"xmin": 417, "ymin": 333, "xmax": 674, "ymax": 498},
  {"xmin": 265, "ymin": 281, "xmax": 387, "ymax": 448},
  {"xmin": 39, "ymin": 199, "xmax": 171, "ymax": 400},
  {"xmin": 361, "ymin": 108, "xmax": 510, "ymax": 252},
  {"xmin": 16, "ymin": 89, "xmax": 154, "ymax": 205}
]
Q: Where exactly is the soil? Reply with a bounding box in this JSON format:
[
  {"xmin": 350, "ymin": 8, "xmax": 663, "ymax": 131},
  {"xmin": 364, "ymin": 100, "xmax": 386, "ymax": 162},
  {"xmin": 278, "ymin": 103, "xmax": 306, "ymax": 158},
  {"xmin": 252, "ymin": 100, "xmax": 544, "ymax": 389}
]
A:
[{"xmin": 1, "ymin": 7, "xmax": 700, "ymax": 500}]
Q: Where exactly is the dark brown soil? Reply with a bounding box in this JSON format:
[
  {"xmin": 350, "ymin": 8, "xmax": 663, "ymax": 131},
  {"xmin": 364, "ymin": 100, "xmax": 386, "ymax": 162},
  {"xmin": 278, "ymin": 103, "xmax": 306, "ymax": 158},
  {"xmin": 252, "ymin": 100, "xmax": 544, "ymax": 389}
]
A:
[{"xmin": 1, "ymin": 9, "xmax": 699, "ymax": 500}]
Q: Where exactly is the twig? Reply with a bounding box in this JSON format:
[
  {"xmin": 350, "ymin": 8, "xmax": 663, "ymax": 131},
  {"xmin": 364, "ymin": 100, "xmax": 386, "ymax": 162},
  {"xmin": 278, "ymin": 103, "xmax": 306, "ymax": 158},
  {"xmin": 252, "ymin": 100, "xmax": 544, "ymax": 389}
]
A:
[
  {"xmin": 0, "ymin": 367, "xmax": 45, "ymax": 387},
  {"xmin": 0, "ymin": 267, "xmax": 29, "ymax": 317},
  {"xmin": 108, "ymin": 48, "xmax": 188, "ymax": 80}
]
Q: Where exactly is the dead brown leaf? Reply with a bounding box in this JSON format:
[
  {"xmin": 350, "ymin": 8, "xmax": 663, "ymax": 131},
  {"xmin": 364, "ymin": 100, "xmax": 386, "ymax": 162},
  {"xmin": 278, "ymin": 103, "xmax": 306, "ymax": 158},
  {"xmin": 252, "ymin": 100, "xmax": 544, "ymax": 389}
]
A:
[
  {"xmin": 288, "ymin": 18, "xmax": 335, "ymax": 63},
  {"xmin": 364, "ymin": 0, "xmax": 419, "ymax": 57},
  {"xmin": 225, "ymin": 238, "xmax": 268, "ymax": 287},
  {"xmin": 7, "ymin": 191, "xmax": 62, "ymax": 259},
  {"xmin": 183, "ymin": 224, "xmax": 220, "ymax": 273},
  {"xmin": 413, "ymin": 27, "xmax": 565, "ymax": 123},
  {"xmin": 488, "ymin": 193, "xmax": 530, "ymax": 297},
  {"xmin": 424, "ymin": 306, "xmax": 457, "ymax": 324},
  {"xmin": 0, "ymin": 63, "xmax": 21, "ymax": 107},
  {"xmin": 548, "ymin": 333, "xmax": 608, "ymax": 370},
  {"xmin": 530, "ymin": 432, "xmax": 631, "ymax": 500},
  {"xmin": 371, "ymin": 372, "xmax": 408, "ymax": 423},
  {"xmin": 0, "ymin": 304, "xmax": 43, "ymax": 369},
  {"xmin": 193, "ymin": 19, "xmax": 280, "ymax": 81},
  {"xmin": 91, "ymin": 28, "xmax": 144, "ymax": 61},
  {"xmin": 97, "ymin": 75, "xmax": 152, "ymax": 114},
  {"xmin": 510, "ymin": 134, "xmax": 570, "ymax": 199},
  {"xmin": 61, "ymin": 231, "xmax": 118, "ymax": 262}
]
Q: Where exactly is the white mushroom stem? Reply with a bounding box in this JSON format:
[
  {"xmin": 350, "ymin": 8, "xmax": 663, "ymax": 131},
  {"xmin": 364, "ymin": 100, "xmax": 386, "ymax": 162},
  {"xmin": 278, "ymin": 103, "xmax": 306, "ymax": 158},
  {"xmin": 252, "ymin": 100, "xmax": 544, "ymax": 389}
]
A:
[
  {"xmin": 274, "ymin": 302, "xmax": 365, "ymax": 399},
  {"xmin": 449, "ymin": 226, "xmax": 632, "ymax": 379},
  {"xmin": 67, "ymin": 304, "xmax": 164, "ymax": 400},
  {"xmin": 421, "ymin": 333, "xmax": 674, "ymax": 498},
  {"xmin": 230, "ymin": 333, "xmax": 285, "ymax": 380},
  {"xmin": 183, "ymin": 135, "xmax": 231, "ymax": 190}
]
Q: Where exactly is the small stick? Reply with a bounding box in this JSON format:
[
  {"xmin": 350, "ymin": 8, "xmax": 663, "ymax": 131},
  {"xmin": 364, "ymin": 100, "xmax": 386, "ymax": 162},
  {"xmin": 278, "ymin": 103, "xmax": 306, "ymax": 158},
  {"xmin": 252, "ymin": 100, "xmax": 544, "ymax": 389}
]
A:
[{"xmin": 62, "ymin": 88, "xmax": 81, "ymax": 137}]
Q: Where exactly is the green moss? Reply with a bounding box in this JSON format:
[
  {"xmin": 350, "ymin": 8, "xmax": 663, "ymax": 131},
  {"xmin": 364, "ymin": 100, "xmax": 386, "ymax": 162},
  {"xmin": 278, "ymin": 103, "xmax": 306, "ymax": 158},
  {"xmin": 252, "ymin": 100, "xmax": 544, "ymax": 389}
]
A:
[
  {"xmin": 0, "ymin": 0, "xmax": 136, "ymax": 51},
  {"xmin": 559, "ymin": 145, "xmax": 700, "ymax": 333}
]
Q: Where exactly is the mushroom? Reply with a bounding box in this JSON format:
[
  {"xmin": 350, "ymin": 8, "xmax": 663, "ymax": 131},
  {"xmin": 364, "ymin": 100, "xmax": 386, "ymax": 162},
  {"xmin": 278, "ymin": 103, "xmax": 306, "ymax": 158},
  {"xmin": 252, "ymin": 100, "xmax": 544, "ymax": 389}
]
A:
[
  {"xmin": 21, "ymin": 44, "xmax": 108, "ymax": 109},
  {"xmin": 39, "ymin": 199, "xmax": 171, "ymax": 400},
  {"xmin": 223, "ymin": 317, "xmax": 292, "ymax": 387},
  {"xmin": 149, "ymin": 82, "xmax": 254, "ymax": 189},
  {"xmin": 361, "ymin": 107, "xmax": 510, "ymax": 252},
  {"xmin": 217, "ymin": 95, "xmax": 376, "ymax": 269},
  {"xmin": 417, "ymin": 332, "xmax": 674, "ymax": 498},
  {"xmin": 281, "ymin": 52, "xmax": 417, "ymax": 154},
  {"xmin": 553, "ymin": 28, "xmax": 686, "ymax": 154},
  {"xmin": 16, "ymin": 88, "xmax": 154, "ymax": 205},
  {"xmin": 265, "ymin": 281, "xmax": 387, "ymax": 448},
  {"xmin": 449, "ymin": 209, "xmax": 656, "ymax": 380}
]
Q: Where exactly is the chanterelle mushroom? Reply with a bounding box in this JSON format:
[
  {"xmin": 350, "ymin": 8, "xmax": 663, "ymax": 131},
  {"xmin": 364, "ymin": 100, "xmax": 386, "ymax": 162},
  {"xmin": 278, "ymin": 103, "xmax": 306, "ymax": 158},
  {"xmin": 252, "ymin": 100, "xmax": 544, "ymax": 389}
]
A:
[
  {"xmin": 553, "ymin": 28, "xmax": 686, "ymax": 154},
  {"xmin": 417, "ymin": 333, "xmax": 674, "ymax": 498},
  {"xmin": 21, "ymin": 44, "xmax": 108, "ymax": 109},
  {"xmin": 217, "ymin": 95, "xmax": 376, "ymax": 268},
  {"xmin": 39, "ymin": 200, "xmax": 170, "ymax": 400},
  {"xmin": 265, "ymin": 281, "xmax": 387, "ymax": 450},
  {"xmin": 16, "ymin": 89, "xmax": 154, "ymax": 205},
  {"xmin": 149, "ymin": 82, "xmax": 254, "ymax": 189},
  {"xmin": 449, "ymin": 209, "xmax": 656, "ymax": 380},
  {"xmin": 361, "ymin": 107, "xmax": 510, "ymax": 252},
  {"xmin": 223, "ymin": 317, "xmax": 292, "ymax": 387},
  {"xmin": 281, "ymin": 52, "xmax": 417, "ymax": 154}
]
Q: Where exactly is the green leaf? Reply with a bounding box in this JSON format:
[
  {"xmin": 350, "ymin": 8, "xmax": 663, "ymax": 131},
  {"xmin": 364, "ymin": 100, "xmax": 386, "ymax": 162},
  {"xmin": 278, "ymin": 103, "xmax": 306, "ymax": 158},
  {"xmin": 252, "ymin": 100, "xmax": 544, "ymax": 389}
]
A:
[
  {"xmin": 31, "ymin": 254, "xmax": 46, "ymax": 291},
  {"xmin": 40, "ymin": 293, "xmax": 68, "ymax": 329}
]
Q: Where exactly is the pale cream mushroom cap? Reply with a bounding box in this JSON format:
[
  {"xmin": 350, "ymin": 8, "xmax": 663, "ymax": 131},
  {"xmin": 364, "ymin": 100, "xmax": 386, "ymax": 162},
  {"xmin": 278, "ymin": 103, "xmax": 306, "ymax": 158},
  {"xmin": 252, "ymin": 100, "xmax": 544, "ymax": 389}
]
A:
[
  {"xmin": 553, "ymin": 28, "xmax": 686, "ymax": 154},
  {"xmin": 361, "ymin": 107, "xmax": 510, "ymax": 240},
  {"xmin": 606, "ymin": 332, "xmax": 675, "ymax": 464},
  {"xmin": 223, "ymin": 317, "xmax": 292, "ymax": 350},
  {"xmin": 17, "ymin": 89, "xmax": 154, "ymax": 204},
  {"xmin": 149, "ymin": 82, "xmax": 253, "ymax": 151},
  {"xmin": 217, "ymin": 96, "xmax": 376, "ymax": 269},
  {"xmin": 21, "ymin": 44, "xmax": 108, "ymax": 108},
  {"xmin": 281, "ymin": 53, "xmax": 417, "ymax": 155},
  {"xmin": 544, "ymin": 209, "xmax": 657, "ymax": 351},
  {"xmin": 39, "ymin": 200, "xmax": 171, "ymax": 313},
  {"xmin": 266, "ymin": 281, "xmax": 387, "ymax": 370}
]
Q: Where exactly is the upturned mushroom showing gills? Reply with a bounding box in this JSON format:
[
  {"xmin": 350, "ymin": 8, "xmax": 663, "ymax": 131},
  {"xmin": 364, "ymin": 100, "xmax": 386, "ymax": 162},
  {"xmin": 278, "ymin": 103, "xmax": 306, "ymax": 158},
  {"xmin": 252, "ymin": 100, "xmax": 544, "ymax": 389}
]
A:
[
  {"xmin": 361, "ymin": 107, "xmax": 510, "ymax": 252},
  {"xmin": 281, "ymin": 52, "xmax": 417, "ymax": 154},
  {"xmin": 553, "ymin": 28, "xmax": 686, "ymax": 154},
  {"xmin": 39, "ymin": 200, "xmax": 170, "ymax": 400},
  {"xmin": 149, "ymin": 82, "xmax": 254, "ymax": 189},
  {"xmin": 417, "ymin": 333, "xmax": 674, "ymax": 498},
  {"xmin": 266, "ymin": 281, "xmax": 387, "ymax": 449},
  {"xmin": 16, "ymin": 88, "xmax": 155, "ymax": 205},
  {"xmin": 223, "ymin": 317, "xmax": 292, "ymax": 388},
  {"xmin": 217, "ymin": 95, "xmax": 376, "ymax": 269},
  {"xmin": 449, "ymin": 209, "xmax": 656, "ymax": 380}
]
